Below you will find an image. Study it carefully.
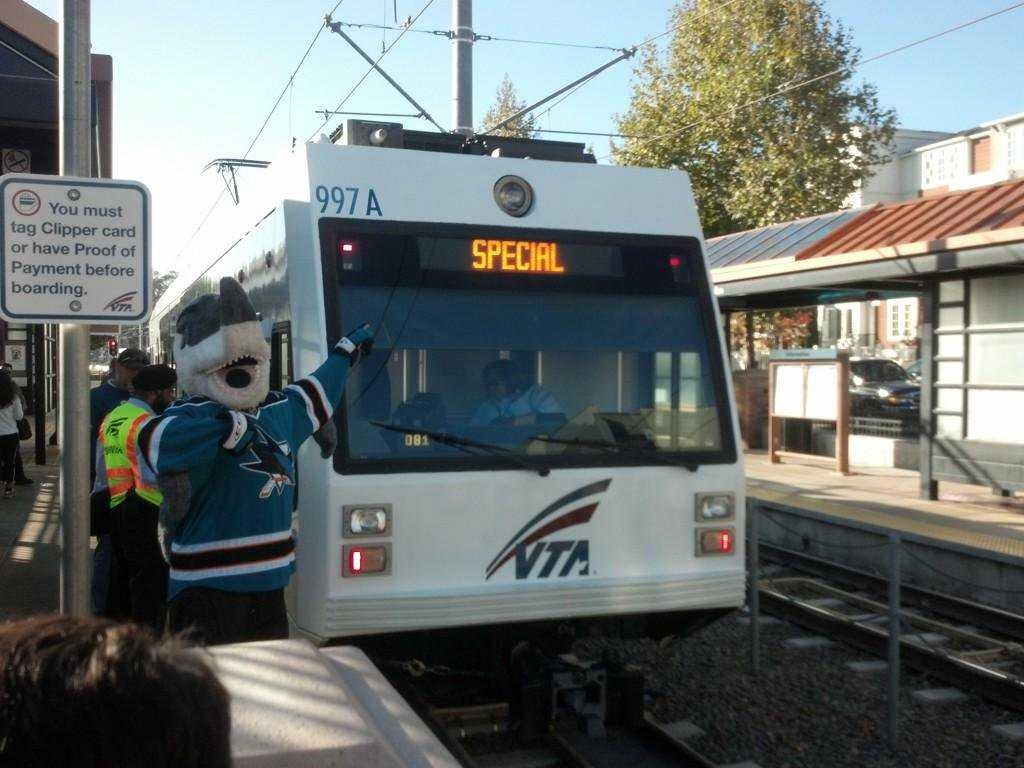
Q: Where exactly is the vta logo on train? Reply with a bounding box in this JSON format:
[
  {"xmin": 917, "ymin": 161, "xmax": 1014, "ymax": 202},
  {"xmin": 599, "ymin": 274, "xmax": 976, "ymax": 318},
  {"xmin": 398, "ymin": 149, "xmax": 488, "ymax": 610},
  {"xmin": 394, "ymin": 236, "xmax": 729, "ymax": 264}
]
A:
[{"xmin": 484, "ymin": 479, "xmax": 611, "ymax": 581}]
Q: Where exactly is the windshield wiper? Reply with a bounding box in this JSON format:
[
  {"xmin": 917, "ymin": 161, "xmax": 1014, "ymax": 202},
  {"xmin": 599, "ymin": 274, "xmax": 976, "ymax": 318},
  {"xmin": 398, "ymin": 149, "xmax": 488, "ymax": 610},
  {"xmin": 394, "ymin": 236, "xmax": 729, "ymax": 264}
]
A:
[
  {"xmin": 371, "ymin": 421, "xmax": 550, "ymax": 477},
  {"xmin": 525, "ymin": 434, "xmax": 699, "ymax": 473}
]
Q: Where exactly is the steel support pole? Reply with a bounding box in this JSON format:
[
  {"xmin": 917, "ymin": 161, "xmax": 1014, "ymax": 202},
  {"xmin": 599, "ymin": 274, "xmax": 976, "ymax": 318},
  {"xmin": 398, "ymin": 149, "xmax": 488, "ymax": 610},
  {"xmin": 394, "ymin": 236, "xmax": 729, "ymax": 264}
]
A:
[
  {"xmin": 887, "ymin": 532, "xmax": 901, "ymax": 746},
  {"xmin": 451, "ymin": 0, "xmax": 473, "ymax": 135},
  {"xmin": 59, "ymin": 0, "xmax": 92, "ymax": 616},
  {"xmin": 748, "ymin": 499, "xmax": 760, "ymax": 675}
]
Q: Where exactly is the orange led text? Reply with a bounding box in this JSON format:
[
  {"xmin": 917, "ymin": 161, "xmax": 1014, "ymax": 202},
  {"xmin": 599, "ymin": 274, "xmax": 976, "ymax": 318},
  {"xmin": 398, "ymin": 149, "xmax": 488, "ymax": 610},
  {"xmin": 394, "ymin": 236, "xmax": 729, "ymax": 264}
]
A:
[{"xmin": 471, "ymin": 239, "xmax": 565, "ymax": 274}]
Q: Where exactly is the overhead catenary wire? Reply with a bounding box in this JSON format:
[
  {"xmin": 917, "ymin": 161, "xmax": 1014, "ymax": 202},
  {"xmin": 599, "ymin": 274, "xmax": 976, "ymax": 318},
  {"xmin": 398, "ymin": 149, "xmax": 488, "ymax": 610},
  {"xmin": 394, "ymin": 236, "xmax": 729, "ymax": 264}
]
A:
[
  {"xmin": 171, "ymin": 0, "xmax": 348, "ymax": 266},
  {"xmin": 487, "ymin": 0, "xmax": 748, "ymax": 138},
  {"xmin": 307, "ymin": 0, "xmax": 439, "ymax": 143},
  {"xmin": 603, "ymin": 0, "xmax": 1024, "ymax": 161}
]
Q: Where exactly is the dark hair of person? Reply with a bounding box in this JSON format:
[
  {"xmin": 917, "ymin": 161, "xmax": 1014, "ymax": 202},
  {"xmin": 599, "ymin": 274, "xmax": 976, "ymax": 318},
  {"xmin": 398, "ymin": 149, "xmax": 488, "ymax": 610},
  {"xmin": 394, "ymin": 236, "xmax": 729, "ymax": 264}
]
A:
[
  {"xmin": 481, "ymin": 359, "xmax": 524, "ymax": 393},
  {"xmin": 0, "ymin": 370, "xmax": 14, "ymax": 409},
  {"xmin": 0, "ymin": 615, "xmax": 232, "ymax": 768}
]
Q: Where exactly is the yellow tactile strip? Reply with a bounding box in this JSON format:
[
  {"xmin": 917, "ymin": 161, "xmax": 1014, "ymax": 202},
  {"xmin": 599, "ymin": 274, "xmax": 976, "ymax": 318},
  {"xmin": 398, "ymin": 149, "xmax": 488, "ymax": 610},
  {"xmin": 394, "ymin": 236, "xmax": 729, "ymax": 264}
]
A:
[{"xmin": 749, "ymin": 484, "xmax": 1024, "ymax": 560}]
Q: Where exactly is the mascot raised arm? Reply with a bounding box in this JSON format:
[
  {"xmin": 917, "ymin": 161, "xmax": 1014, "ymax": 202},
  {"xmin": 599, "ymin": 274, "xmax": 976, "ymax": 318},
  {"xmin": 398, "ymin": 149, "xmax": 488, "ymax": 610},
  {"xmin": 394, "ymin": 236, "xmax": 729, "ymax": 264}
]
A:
[{"xmin": 139, "ymin": 276, "xmax": 372, "ymax": 645}]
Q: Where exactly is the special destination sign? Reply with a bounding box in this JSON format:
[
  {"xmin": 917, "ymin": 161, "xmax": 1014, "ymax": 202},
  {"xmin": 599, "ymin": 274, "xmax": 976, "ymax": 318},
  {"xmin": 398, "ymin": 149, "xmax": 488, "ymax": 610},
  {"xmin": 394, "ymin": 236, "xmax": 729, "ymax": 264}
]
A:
[{"xmin": 0, "ymin": 174, "xmax": 151, "ymax": 323}]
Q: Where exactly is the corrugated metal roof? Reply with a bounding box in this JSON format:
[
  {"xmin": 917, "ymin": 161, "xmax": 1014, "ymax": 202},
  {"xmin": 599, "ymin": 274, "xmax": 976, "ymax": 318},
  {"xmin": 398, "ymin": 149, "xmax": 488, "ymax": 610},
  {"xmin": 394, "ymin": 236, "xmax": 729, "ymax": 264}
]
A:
[
  {"xmin": 705, "ymin": 209, "xmax": 862, "ymax": 269},
  {"xmin": 796, "ymin": 179, "xmax": 1024, "ymax": 261}
]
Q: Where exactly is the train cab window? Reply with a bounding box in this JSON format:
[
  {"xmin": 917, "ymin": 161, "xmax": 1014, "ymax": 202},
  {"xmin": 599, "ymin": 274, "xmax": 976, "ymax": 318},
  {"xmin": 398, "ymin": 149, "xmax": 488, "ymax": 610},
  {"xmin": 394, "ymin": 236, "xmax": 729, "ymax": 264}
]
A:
[
  {"xmin": 322, "ymin": 224, "xmax": 735, "ymax": 473},
  {"xmin": 270, "ymin": 324, "xmax": 292, "ymax": 391}
]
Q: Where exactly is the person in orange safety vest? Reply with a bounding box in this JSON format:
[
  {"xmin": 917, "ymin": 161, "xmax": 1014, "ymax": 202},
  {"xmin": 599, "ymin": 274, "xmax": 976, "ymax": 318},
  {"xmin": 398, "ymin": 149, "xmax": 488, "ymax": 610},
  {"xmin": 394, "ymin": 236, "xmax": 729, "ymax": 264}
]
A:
[{"xmin": 91, "ymin": 364, "xmax": 177, "ymax": 631}]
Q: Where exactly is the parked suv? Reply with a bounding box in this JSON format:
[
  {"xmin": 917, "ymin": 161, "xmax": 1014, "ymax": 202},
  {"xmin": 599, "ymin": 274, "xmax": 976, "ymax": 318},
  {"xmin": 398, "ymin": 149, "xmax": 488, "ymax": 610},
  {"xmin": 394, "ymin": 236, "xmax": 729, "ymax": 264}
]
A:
[{"xmin": 849, "ymin": 358, "xmax": 920, "ymax": 419}]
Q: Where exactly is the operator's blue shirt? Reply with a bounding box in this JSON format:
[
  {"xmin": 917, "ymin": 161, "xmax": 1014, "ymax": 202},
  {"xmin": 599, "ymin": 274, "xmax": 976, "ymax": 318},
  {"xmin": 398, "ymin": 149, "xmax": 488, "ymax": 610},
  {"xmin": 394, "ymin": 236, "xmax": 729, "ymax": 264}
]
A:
[{"xmin": 140, "ymin": 352, "xmax": 351, "ymax": 599}]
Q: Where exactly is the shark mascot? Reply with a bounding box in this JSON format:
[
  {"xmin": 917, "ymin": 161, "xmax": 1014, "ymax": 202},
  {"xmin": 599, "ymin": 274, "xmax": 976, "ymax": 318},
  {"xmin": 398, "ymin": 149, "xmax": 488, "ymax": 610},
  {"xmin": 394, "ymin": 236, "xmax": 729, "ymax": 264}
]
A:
[{"xmin": 138, "ymin": 276, "xmax": 372, "ymax": 644}]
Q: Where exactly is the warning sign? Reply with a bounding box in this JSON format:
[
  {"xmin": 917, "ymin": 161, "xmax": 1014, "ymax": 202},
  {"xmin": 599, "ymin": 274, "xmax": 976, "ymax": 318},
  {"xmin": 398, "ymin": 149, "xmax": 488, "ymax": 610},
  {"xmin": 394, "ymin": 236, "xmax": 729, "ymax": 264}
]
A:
[
  {"xmin": 0, "ymin": 174, "xmax": 151, "ymax": 323},
  {"xmin": 1, "ymin": 149, "xmax": 31, "ymax": 175}
]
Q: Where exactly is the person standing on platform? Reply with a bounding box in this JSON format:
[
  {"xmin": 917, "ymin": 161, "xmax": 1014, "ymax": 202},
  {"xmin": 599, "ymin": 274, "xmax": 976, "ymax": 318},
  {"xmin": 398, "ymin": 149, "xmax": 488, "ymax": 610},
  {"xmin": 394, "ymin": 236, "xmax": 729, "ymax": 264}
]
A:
[
  {"xmin": 0, "ymin": 370, "xmax": 24, "ymax": 498},
  {"xmin": 0, "ymin": 363, "xmax": 33, "ymax": 487},
  {"xmin": 89, "ymin": 348, "xmax": 150, "ymax": 613},
  {"xmin": 92, "ymin": 364, "xmax": 177, "ymax": 631}
]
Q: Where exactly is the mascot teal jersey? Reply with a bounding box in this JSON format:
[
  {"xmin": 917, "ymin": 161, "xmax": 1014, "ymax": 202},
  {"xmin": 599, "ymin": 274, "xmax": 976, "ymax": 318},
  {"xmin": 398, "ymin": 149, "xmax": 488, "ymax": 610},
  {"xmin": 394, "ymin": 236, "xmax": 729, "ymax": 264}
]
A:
[
  {"xmin": 139, "ymin": 276, "xmax": 372, "ymax": 600},
  {"xmin": 143, "ymin": 358, "xmax": 347, "ymax": 598}
]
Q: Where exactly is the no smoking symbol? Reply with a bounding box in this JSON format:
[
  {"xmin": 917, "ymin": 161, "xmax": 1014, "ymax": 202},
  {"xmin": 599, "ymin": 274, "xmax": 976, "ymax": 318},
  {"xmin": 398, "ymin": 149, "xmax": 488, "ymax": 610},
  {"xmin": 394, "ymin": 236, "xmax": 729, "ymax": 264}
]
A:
[{"xmin": 3, "ymin": 150, "xmax": 30, "ymax": 174}]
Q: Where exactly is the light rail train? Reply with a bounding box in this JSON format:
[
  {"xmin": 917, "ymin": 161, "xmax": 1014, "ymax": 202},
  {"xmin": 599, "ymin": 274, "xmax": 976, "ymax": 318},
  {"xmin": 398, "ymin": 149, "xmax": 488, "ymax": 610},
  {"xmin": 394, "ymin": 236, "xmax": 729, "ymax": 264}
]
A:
[{"xmin": 148, "ymin": 122, "xmax": 745, "ymax": 667}]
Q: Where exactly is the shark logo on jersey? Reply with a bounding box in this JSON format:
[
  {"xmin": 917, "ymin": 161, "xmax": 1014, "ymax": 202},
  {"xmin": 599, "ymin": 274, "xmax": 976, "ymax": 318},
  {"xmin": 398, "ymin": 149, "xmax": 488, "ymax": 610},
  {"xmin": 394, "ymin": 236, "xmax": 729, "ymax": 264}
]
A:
[
  {"xmin": 484, "ymin": 479, "xmax": 610, "ymax": 581},
  {"xmin": 240, "ymin": 432, "xmax": 294, "ymax": 500}
]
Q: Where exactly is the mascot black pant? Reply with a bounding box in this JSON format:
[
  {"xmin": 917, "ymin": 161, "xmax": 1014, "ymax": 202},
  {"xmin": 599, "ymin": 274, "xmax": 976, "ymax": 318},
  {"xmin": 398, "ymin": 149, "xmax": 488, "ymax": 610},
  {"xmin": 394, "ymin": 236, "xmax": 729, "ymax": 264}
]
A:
[
  {"xmin": 167, "ymin": 586, "xmax": 288, "ymax": 646},
  {"xmin": 105, "ymin": 495, "xmax": 168, "ymax": 634}
]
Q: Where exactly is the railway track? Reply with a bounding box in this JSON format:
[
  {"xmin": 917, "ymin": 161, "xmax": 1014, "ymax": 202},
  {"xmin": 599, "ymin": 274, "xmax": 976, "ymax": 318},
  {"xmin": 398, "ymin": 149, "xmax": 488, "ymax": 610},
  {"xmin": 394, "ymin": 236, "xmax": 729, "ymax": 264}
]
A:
[
  {"xmin": 757, "ymin": 543, "xmax": 1024, "ymax": 713},
  {"xmin": 381, "ymin": 665, "xmax": 720, "ymax": 767}
]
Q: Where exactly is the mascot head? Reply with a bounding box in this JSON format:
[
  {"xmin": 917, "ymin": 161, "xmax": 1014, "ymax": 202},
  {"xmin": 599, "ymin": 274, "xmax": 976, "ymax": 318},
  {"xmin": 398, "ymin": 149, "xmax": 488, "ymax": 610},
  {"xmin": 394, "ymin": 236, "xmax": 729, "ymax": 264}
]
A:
[{"xmin": 173, "ymin": 276, "xmax": 270, "ymax": 410}]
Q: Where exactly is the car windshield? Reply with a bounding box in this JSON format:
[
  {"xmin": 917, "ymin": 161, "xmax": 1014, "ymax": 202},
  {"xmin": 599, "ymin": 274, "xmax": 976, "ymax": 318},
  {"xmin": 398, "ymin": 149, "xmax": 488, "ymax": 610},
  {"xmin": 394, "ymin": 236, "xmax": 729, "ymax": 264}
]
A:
[
  {"xmin": 322, "ymin": 225, "xmax": 732, "ymax": 472},
  {"xmin": 852, "ymin": 360, "xmax": 909, "ymax": 383}
]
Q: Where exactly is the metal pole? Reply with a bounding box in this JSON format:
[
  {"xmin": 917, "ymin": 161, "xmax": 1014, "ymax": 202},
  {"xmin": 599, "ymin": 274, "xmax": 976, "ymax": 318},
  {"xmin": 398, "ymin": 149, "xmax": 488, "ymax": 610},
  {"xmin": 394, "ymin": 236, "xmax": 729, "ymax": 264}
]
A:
[
  {"xmin": 748, "ymin": 499, "xmax": 760, "ymax": 675},
  {"xmin": 59, "ymin": 0, "xmax": 92, "ymax": 616},
  {"xmin": 887, "ymin": 532, "xmax": 901, "ymax": 746},
  {"xmin": 451, "ymin": 0, "xmax": 473, "ymax": 135}
]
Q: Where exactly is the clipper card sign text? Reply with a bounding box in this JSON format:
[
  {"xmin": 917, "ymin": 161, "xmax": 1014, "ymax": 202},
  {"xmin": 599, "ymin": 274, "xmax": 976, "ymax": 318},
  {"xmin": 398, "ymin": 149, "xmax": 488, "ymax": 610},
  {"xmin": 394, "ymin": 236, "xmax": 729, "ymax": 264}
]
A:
[{"xmin": 0, "ymin": 174, "xmax": 151, "ymax": 323}]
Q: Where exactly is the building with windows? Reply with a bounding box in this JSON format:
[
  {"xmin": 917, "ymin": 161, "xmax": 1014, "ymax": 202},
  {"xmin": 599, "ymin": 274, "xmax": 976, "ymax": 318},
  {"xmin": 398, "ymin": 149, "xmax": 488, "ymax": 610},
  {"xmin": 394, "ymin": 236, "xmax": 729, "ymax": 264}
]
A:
[
  {"xmin": 1, "ymin": 0, "xmax": 113, "ymax": 457},
  {"xmin": 711, "ymin": 177, "xmax": 1024, "ymax": 499},
  {"xmin": 850, "ymin": 112, "xmax": 1024, "ymax": 207}
]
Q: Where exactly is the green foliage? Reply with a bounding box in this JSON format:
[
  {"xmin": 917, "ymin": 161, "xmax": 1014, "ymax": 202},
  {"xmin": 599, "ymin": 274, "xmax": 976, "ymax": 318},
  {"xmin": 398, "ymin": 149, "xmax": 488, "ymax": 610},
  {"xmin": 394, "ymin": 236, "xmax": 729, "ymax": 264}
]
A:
[
  {"xmin": 614, "ymin": 0, "xmax": 897, "ymax": 237},
  {"xmin": 480, "ymin": 74, "xmax": 538, "ymax": 138}
]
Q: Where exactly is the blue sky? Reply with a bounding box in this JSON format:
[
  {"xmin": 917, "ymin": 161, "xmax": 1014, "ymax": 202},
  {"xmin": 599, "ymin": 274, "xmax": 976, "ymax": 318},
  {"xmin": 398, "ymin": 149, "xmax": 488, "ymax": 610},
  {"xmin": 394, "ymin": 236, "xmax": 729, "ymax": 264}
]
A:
[{"xmin": 29, "ymin": 1, "xmax": 1024, "ymax": 271}]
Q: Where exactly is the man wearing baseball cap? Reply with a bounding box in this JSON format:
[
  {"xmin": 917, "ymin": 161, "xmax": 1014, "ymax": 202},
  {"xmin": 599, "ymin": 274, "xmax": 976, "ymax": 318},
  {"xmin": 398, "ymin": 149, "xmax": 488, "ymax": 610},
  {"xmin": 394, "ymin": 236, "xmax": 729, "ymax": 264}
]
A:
[
  {"xmin": 92, "ymin": 364, "xmax": 176, "ymax": 630},
  {"xmin": 89, "ymin": 347, "xmax": 149, "ymax": 614}
]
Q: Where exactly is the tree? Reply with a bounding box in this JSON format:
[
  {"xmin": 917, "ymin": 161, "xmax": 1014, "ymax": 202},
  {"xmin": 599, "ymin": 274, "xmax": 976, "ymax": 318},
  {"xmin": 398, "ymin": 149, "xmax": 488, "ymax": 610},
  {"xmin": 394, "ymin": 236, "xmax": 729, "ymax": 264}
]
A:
[
  {"xmin": 614, "ymin": 0, "xmax": 896, "ymax": 238},
  {"xmin": 153, "ymin": 270, "xmax": 178, "ymax": 304},
  {"xmin": 480, "ymin": 75, "xmax": 538, "ymax": 138}
]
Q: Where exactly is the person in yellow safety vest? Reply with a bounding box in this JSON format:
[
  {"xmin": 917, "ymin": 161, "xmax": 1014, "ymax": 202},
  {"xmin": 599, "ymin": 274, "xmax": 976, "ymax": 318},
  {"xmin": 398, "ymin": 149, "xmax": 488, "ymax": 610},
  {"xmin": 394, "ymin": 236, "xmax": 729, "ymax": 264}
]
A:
[{"xmin": 91, "ymin": 364, "xmax": 177, "ymax": 631}]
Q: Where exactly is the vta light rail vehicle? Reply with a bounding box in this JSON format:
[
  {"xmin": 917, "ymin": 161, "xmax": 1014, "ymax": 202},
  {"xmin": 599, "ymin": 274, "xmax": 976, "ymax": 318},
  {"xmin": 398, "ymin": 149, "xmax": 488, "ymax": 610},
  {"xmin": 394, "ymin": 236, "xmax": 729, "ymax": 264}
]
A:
[{"xmin": 148, "ymin": 121, "xmax": 745, "ymax": 670}]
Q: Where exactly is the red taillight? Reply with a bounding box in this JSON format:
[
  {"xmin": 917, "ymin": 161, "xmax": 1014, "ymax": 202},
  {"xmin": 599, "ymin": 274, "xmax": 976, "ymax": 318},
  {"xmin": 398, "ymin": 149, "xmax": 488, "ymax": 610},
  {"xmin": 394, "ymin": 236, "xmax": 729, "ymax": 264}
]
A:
[
  {"xmin": 698, "ymin": 528, "xmax": 735, "ymax": 556},
  {"xmin": 339, "ymin": 241, "xmax": 357, "ymax": 254},
  {"xmin": 668, "ymin": 256, "xmax": 682, "ymax": 268},
  {"xmin": 343, "ymin": 544, "xmax": 389, "ymax": 576}
]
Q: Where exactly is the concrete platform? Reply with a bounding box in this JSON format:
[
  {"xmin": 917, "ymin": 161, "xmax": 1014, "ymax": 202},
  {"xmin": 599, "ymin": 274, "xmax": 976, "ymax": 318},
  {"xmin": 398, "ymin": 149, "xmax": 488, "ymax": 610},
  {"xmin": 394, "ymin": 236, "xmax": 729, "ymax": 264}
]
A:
[
  {"xmin": 992, "ymin": 722, "xmax": 1024, "ymax": 741},
  {"xmin": 660, "ymin": 720, "xmax": 705, "ymax": 740},
  {"xmin": 0, "ymin": 448, "xmax": 60, "ymax": 620},
  {"xmin": 210, "ymin": 639, "xmax": 458, "ymax": 767},
  {"xmin": 746, "ymin": 450, "xmax": 1024, "ymax": 558},
  {"xmin": 746, "ymin": 451, "xmax": 1024, "ymax": 613}
]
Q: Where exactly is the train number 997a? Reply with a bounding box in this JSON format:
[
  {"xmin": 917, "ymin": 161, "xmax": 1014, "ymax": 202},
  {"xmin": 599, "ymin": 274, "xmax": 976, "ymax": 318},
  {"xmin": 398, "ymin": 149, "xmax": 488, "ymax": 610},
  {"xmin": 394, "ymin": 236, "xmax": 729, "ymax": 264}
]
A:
[{"xmin": 315, "ymin": 185, "xmax": 384, "ymax": 217}]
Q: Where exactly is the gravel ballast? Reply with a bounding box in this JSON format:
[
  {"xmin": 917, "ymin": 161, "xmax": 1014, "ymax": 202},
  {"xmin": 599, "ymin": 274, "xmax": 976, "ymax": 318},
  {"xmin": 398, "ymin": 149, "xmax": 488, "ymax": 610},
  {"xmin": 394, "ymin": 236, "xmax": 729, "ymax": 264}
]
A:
[{"xmin": 575, "ymin": 612, "xmax": 1024, "ymax": 768}]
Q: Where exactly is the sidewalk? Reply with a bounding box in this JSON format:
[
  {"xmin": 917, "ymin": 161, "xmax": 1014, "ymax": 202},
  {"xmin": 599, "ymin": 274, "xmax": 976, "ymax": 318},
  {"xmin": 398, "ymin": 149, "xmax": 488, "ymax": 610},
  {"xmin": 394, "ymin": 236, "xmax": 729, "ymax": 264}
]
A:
[{"xmin": 0, "ymin": 447, "xmax": 61, "ymax": 619}]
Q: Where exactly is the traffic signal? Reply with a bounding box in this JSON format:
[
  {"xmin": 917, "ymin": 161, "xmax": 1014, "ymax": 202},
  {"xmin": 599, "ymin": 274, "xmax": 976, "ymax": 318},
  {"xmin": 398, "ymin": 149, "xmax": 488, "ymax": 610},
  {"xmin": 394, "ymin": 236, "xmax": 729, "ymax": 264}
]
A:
[{"xmin": 107, "ymin": 338, "xmax": 118, "ymax": 358}]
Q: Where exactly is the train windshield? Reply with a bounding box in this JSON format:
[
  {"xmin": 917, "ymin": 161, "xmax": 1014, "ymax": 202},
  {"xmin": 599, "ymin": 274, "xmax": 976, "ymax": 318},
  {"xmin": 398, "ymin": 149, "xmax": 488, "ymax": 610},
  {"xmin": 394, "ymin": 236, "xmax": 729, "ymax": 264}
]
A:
[{"xmin": 320, "ymin": 222, "xmax": 735, "ymax": 473}]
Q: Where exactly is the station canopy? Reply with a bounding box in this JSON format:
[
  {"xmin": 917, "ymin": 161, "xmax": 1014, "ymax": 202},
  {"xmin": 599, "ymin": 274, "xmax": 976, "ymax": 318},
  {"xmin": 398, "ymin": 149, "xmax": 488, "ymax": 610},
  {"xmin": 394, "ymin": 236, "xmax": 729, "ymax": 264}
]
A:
[{"xmin": 708, "ymin": 178, "xmax": 1024, "ymax": 310}]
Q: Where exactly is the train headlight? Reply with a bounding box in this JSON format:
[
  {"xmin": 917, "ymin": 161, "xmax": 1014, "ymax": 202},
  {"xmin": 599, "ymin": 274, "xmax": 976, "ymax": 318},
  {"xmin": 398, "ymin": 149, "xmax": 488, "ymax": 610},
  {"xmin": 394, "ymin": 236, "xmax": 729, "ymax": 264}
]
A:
[
  {"xmin": 493, "ymin": 175, "xmax": 534, "ymax": 217},
  {"xmin": 343, "ymin": 504, "xmax": 391, "ymax": 537},
  {"xmin": 695, "ymin": 492, "xmax": 734, "ymax": 522}
]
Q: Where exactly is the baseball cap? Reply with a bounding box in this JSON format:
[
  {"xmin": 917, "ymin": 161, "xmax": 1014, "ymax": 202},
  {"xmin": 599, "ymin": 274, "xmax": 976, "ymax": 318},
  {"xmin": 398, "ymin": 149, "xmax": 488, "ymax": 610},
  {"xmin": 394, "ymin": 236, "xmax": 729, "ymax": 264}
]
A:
[
  {"xmin": 116, "ymin": 348, "xmax": 150, "ymax": 369},
  {"xmin": 131, "ymin": 364, "xmax": 177, "ymax": 392}
]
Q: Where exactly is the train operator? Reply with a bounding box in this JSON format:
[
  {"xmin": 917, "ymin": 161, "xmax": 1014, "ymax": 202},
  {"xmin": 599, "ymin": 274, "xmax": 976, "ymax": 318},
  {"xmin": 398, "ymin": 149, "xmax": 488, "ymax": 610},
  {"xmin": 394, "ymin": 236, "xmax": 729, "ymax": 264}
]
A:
[{"xmin": 471, "ymin": 359, "xmax": 562, "ymax": 427}]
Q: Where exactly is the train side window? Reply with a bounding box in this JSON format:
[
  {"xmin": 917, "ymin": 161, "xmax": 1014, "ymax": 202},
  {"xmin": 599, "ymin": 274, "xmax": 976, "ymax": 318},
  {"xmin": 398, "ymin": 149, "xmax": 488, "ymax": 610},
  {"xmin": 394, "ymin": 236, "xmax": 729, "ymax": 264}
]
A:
[{"xmin": 270, "ymin": 323, "xmax": 293, "ymax": 390}]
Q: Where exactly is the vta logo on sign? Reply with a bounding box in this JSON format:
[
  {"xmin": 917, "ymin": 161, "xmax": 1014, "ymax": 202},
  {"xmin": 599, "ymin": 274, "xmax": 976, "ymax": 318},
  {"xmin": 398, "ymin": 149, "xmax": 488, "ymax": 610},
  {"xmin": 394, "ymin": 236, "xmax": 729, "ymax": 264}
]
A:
[
  {"xmin": 103, "ymin": 291, "xmax": 137, "ymax": 312},
  {"xmin": 484, "ymin": 478, "xmax": 611, "ymax": 581}
]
